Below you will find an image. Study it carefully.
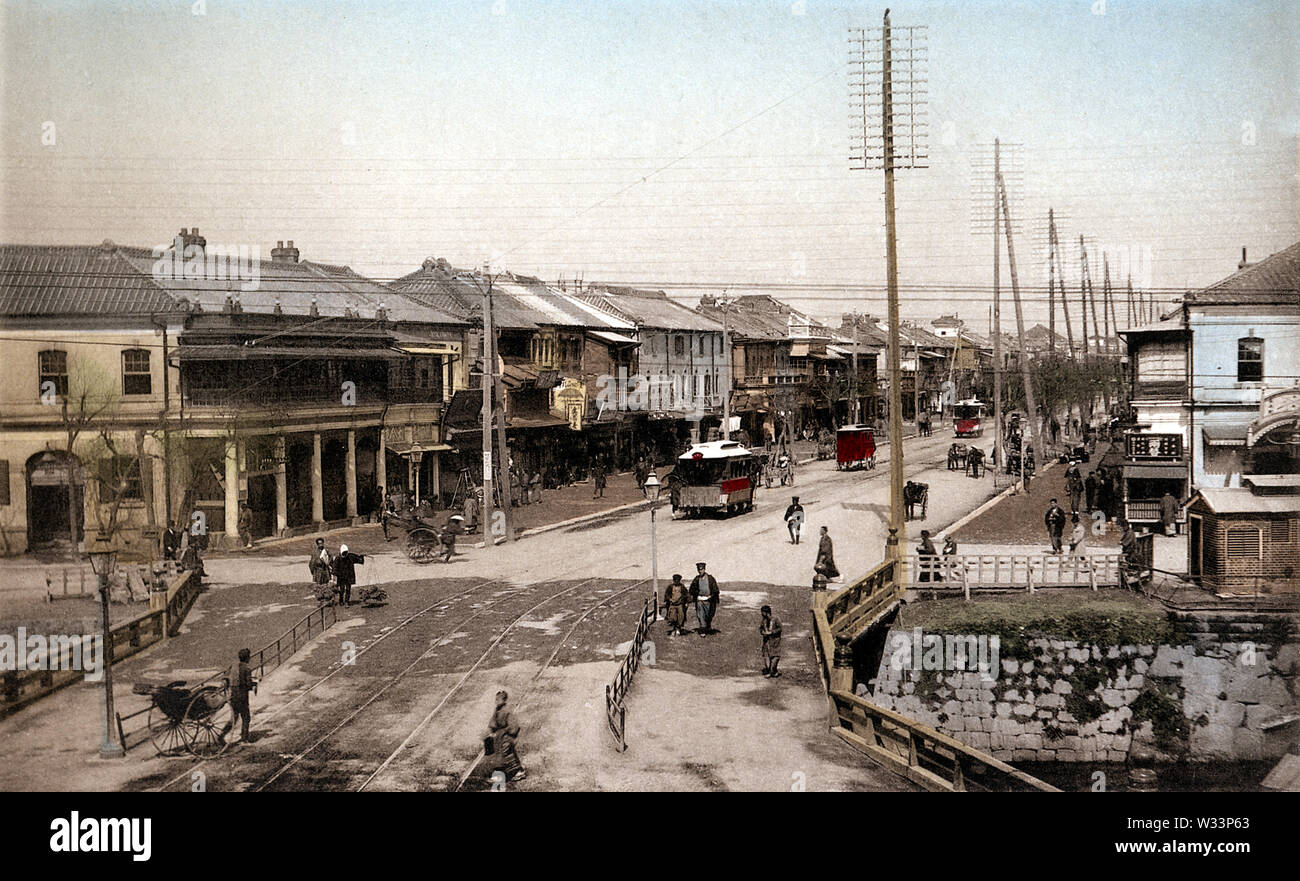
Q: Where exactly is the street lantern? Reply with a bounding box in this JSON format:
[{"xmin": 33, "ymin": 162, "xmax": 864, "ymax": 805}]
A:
[
  {"xmin": 642, "ymin": 470, "xmax": 660, "ymax": 503},
  {"xmin": 643, "ymin": 470, "xmax": 660, "ymax": 600},
  {"xmin": 410, "ymin": 442, "xmax": 424, "ymax": 506},
  {"xmin": 87, "ymin": 535, "xmax": 123, "ymax": 759}
]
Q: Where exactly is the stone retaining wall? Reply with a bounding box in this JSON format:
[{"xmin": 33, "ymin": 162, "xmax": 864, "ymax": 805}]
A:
[{"xmin": 870, "ymin": 630, "xmax": 1298, "ymax": 763}]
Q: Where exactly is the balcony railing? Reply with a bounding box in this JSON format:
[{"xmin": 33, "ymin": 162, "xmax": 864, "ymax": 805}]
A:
[{"xmin": 183, "ymin": 382, "xmax": 390, "ymax": 408}]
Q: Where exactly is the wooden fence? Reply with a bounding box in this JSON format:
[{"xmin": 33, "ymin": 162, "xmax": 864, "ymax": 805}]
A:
[
  {"xmin": 604, "ymin": 595, "xmax": 657, "ymax": 752},
  {"xmin": 1, "ymin": 569, "xmax": 203, "ymax": 718},
  {"xmin": 906, "ymin": 552, "xmax": 1125, "ymax": 598}
]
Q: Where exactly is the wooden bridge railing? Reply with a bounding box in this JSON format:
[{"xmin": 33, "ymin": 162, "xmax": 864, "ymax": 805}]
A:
[
  {"xmin": 811, "ymin": 556, "xmax": 1058, "ymax": 793},
  {"xmin": 907, "ymin": 552, "xmax": 1124, "ymax": 598}
]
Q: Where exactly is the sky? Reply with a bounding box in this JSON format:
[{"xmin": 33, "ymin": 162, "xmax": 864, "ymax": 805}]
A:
[{"xmin": 2, "ymin": 0, "xmax": 1296, "ymax": 332}]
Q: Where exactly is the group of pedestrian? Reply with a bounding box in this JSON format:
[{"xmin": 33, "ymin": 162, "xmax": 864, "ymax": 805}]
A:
[
  {"xmin": 915, "ymin": 529, "xmax": 958, "ymax": 582},
  {"xmin": 662, "ymin": 562, "xmax": 720, "ymax": 637},
  {"xmin": 307, "ymin": 536, "xmax": 366, "ymax": 605},
  {"xmin": 918, "ymin": 410, "xmax": 934, "ymax": 437}
]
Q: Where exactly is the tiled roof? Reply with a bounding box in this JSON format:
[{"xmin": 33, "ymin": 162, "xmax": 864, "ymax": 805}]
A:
[
  {"xmin": 1187, "ymin": 241, "xmax": 1300, "ymax": 305},
  {"xmin": 579, "ymin": 286, "xmax": 724, "ymax": 332},
  {"xmin": 1, "ymin": 241, "xmax": 465, "ymax": 324},
  {"xmin": 0, "ymin": 243, "xmax": 176, "ymax": 316}
]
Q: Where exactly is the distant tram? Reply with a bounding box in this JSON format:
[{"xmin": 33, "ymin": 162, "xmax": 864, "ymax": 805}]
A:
[
  {"xmin": 670, "ymin": 441, "xmax": 758, "ymax": 517},
  {"xmin": 953, "ymin": 399, "xmax": 987, "ymax": 438}
]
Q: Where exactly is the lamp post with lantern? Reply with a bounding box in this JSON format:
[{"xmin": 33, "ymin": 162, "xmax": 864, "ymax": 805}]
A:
[
  {"xmin": 642, "ymin": 470, "xmax": 661, "ymax": 599},
  {"xmin": 87, "ymin": 535, "xmax": 124, "ymax": 758}
]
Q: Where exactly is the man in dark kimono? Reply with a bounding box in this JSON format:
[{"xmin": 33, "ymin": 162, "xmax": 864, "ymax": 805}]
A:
[
  {"xmin": 488, "ymin": 690, "xmax": 525, "ymax": 782},
  {"xmin": 220, "ymin": 647, "xmax": 257, "ymax": 744},
  {"xmin": 1159, "ymin": 491, "xmax": 1179, "ymax": 536},
  {"xmin": 760, "ymin": 605, "xmax": 783, "ymax": 678},
  {"xmin": 1044, "ymin": 498, "xmax": 1067, "ymax": 553},
  {"xmin": 308, "ymin": 537, "xmax": 334, "ymax": 602},
  {"xmin": 332, "ymin": 543, "xmax": 364, "ymax": 606},
  {"xmin": 815, "ymin": 526, "xmax": 840, "ymax": 580},
  {"xmin": 690, "ymin": 562, "xmax": 720, "ymax": 636}
]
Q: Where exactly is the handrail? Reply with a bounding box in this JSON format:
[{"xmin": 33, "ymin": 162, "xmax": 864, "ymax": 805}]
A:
[
  {"xmin": 907, "ymin": 552, "xmax": 1124, "ymax": 595},
  {"xmin": 811, "ymin": 562, "xmax": 1058, "ymax": 792}
]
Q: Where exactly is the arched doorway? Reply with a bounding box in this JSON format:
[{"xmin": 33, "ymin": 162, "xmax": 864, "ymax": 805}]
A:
[{"xmin": 26, "ymin": 450, "xmax": 86, "ymax": 547}]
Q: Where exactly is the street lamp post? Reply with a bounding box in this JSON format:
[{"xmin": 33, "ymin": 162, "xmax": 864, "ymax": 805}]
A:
[
  {"xmin": 87, "ymin": 536, "xmax": 123, "ymax": 758},
  {"xmin": 410, "ymin": 443, "xmax": 424, "ymax": 507},
  {"xmin": 642, "ymin": 471, "xmax": 661, "ymax": 600}
]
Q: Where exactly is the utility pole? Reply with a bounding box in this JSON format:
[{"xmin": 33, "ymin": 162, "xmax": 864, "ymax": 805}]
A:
[
  {"xmin": 480, "ymin": 265, "xmax": 496, "ymax": 547},
  {"xmin": 850, "ymin": 315, "xmax": 860, "ymax": 423},
  {"xmin": 912, "ymin": 325, "xmax": 921, "ymax": 426},
  {"xmin": 1047, "ymin": 218, "xmax": 1057, "ymax": 358},
  {"xmin": 1078, "ymin": 236, "xmax": 1089, "ymax": 357},
  {"xmin": 1126, "ymin": 273, "xmax": 1135, "ymax": 329},
  {"xmin": 1101, "ymin": 253, "xmax": 1111, "ymax": 353},
  {"xmin": 999, "ymin": 170, "xmax": 1039, "ymax": 480},
  {"xmin": 720, "ymin": 296, "xmax": 731, "ymax": 440},
  {"xmin": 1049, "ymin": 211, "xmax": 1075, "ymax": 360},
  {"xmin": 992, "ymin": 139, "xmax": 1004, "ymax": 478},
  {"xmin": 850, "ymin": 9, "xmax": 926, "ymax": 566},
  {"xmin": 1106, "ymin": 257, "xmax": 1120, "ymax": 354}
]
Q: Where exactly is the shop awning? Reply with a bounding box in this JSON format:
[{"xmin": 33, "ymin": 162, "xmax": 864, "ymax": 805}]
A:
[
  {"xmin": 1123, "ymin": 462, "xmax": 1188, "ymax": 479},
  {"xmin": 589, "ymin": 330, "xmax": 641, "ymax": 347},
  {"xmin": 177, "ymin": 344, "xmax": 404, "ymax": 361},
  {"xmin": 443, "ymin": 389, "xmax": 484, "ymax": 428},
  {"xmin": 507, "ymin": 414, "xmax": 570, "ymax": 430},
  {"xmin": 1203, "ymin": 425, "xmax": 1247, "ymax": 447}
]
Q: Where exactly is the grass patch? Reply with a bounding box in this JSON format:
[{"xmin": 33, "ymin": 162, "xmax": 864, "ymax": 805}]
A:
[
  {"xmin": 897, "ymin": 590, "xmax": 1179, "ymax": 652},
  {"xmin": 1131, "ymin": 685, "xmax": 1190, "ymax": 754}
]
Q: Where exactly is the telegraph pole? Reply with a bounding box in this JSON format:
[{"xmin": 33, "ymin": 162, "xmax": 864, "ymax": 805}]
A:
[
  {"xmin": 999, "ymin": 171, "xmax": 1039, "ymax": 482},
  {"xmin": 850, "ymin": 9, "xmax": 926, "ymax": 566},
  {"xmin": 1047, "ymin": 215, "xmax": 1057, "ymax": 358},
  {"xmin": 1049, "ymin": 210, "xmax": 1076, "ymax": 360},
  {"xmin": 720, "ymin": 296, "xmax": 731, "ymax": 440},
  {"xmin": 480, "ymin": 266, "xmax": 496, "ymax": 545},
  {"xmin": 992, "ymin": 140, "xmax": 1004, "ymax": 476}
]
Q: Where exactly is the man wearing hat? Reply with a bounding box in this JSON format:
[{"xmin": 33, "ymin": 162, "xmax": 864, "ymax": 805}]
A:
[
  {"xmin": 916, "ymin": 529, "xmax": 940, "ymax": 583},
  {"xmin": 783, "ymin": 496, "xmax": 805, "ymax": 544},
  {"xmin": 759, "ymin": 605, "xmax": 783, "ymax": 678},
  {"xmin": 663, "ymin": 574, "xmax": 690, "ymax": 636},
  {"xmin": 690, "ymin": 562, "xmax": 720, "ymax": 636}
]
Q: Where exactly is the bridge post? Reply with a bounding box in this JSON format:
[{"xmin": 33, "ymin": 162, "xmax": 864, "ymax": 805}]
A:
[{"xmin": 831, "ymin": 635, "xmax": 854, "ymax": 696}]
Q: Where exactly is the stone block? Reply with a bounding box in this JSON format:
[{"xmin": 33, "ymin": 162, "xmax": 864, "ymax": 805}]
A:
[
  {"xmin": 1138, "ymin": 645, "xmax": 1154, "ymax": 657},
  {"xmin": 1059, "ymin": 712, "xmax": 1077, "ymax": 724},
  {"xmin": 1244, "ymin": 704, "xmax": 1281, "ymax": 729},
  {"xmin": 1024, "ymin": 720, "xmax": 1044, "ymax": 734},
  {"xmin": 1107, "ymin": 749, "xmax": 1128, "ymax": 762},
  {"xmin": 1056, "ymin": 749, "xmax": 1079, "ymax": 762},
  {"xmin": 1036, "ymin": 693, "xmax": 1064, "ymax": 709},
  {"xmin": 1133, "ymin": 658, "xmax": 1148, "ymax": 674},
  {"xmin": 1053, "ymin": 680, "xmax": 1073, "ymax": 695},
  {"xmin": 901, "ymin": 682, "xmax": 915, "ymax": 695},
  {"xmin": 1100, "ymin": 689, "xmax": 1125, "ymax": 708},
  {"xmin": 1004, "ymin": 688, "xmax": 1021, "ymax": 702},
  {"xmin": 1091, "ymin": 646, "xmax": 1103, "ymax": 661},
  {"xmin": 946, "ymin": 716, "xmax": 966, "ymax": 732},
  {"xmin": 1013, "ymin": 748, "xmax": 1037, "ymax": 762},
  {"xmin": 1211, "ymin": 702, "xmax": 1245, "ymax": 728},
  {"xmin": 995, "ymin": 701, "xmax": 1012, "ymax": 717},
  {"xmin": 1014, "ymin": 703, "xmax": 1035, "ymax": 717},
  {"xmin": 1189, "ymin": 724, "xmax": 1234, "ymax": 759},
  {"xmin": 965, "ymin": 731, "xmax": 990, "ymax": 750},
  {"xmin": 1001, "ymin": 659, "xmax": 1020, "ymax": 676},
  {"xmin": 988, "ymin": 734, "xmax": 1007, "ymax": 750},
  {"xmin": 1021, "ymin": 661, "xmax": 1035, "ymax": 674},
  {"xmin": 1062, "ymin": 664, "xmax": 1074, "ymax": 675},
  {"xmin": 995, "ymin": 718, "xmax": 1021, "ymax": 734},
  {"xmin": 1099, "ymin": 716, "xmax": 1122, "ymax": 734},
  {"xmin": 1067, "ymin": 648, "xmax": 1089, "ymax": 663},
  {"xmin": 1017, "ymin": 733, "xmax": 1043, "ymax": 750},
  {"xmin": 1036, "ymin": 749, "xmax": 1057, "ymax": 761},
  {"xmin": 1107, "ymin": 647, "xmax": 1120, "ymax": 659}
]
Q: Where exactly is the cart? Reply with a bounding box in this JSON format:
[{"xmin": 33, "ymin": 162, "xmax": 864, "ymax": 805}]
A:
[
  {"xmin": 903, "ymin": 480, "xmax": 929, "ymax": 521},
  {"xmin": 133, "ymin": 678, "xmax": 230, "ymax": 758},
  {"xmin": 947, "ymin": 443, "xmax": 968, "ymax": 471},
  {"xmin": 391, "ymin": 508, "xmax": 451, "ymax": 564},
  {"xmin": 836, "ymin": 424, "xmax": 877, "ymax": 471}
]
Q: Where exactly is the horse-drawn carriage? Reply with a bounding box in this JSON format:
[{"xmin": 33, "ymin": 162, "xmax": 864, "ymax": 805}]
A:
[
  {"xmin": 836, "ymin": 424, "xmax": 877, "ymax": 471},
  {"xmin": 133, "ymin": 678, "xmax": 231, "ymax": 757}
]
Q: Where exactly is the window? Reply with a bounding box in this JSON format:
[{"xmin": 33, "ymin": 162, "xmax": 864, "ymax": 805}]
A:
[
  {"xmin": 0, "ymin": 459, "xmax": 9, "ymax": 506},
  {"xmin": 674, "ymin": 336, "xmax": 685, "ymax": 356},
  {"xmin": 122, "ymin": 348, "xmax": 152, "ymax": 395},
  {"xmin": 698, "ymin": 335, "xmax": 705, "ymax": 355},
  {"xmin": 1226, "ymin": 526, "xmax": 1261, "ymax": 560},
  {"xmin": 99, "ymin": 456, "xmax": 142, "ymax": 501},
  {"xmin": 1237, "ymin": 337, "xmax": 1263, "ymax": 382},
  {"xmin": 39, "ymin": 350, "xmax": 68, "ymax": 398}
]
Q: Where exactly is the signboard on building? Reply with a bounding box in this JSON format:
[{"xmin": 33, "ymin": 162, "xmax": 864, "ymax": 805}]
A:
[{"xmin": 551, "ymin": 378, "xmax": 586, "ymax": 430}]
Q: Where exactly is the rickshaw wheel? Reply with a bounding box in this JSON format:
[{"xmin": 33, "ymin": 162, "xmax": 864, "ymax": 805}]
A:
[
  {"xmin": 148, "ymin": 704, "xmax": 188, "ymax": 756},
  {"xmin": 406, "ymin": 527, "xmax": 440, "ymax": 564},
  {"xmin": 183, "ymin": 686, "xmax": 229, "ymax": 758}
]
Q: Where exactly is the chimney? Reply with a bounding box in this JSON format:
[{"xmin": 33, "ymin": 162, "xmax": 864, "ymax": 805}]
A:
[
  {"xmin": 1237, "ymin": 246, "xmax": 1252, "ymax": 271},
  {"xmin": 179, "ymin": 227, "xmax": 206, "ymax": 256},
  {"xmin": 309, "ymin": 296, "xmax": 319, "ymax": 317},
  {"xmin": 271, "ymin": 239, "xmax": 300, "ymax": 264}
]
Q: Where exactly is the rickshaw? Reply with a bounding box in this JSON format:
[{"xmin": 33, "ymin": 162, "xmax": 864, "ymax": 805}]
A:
[
  {"xmin": 835, "ymin": 424, "xmax": 877, "ymax": 471},
  {"xmin": 133, "ymin": 678, "xmax": 231, "ymax": 757},
  {"xmin": 672, "ymin": 441, "xmax": 758, "ymax": 517}
]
